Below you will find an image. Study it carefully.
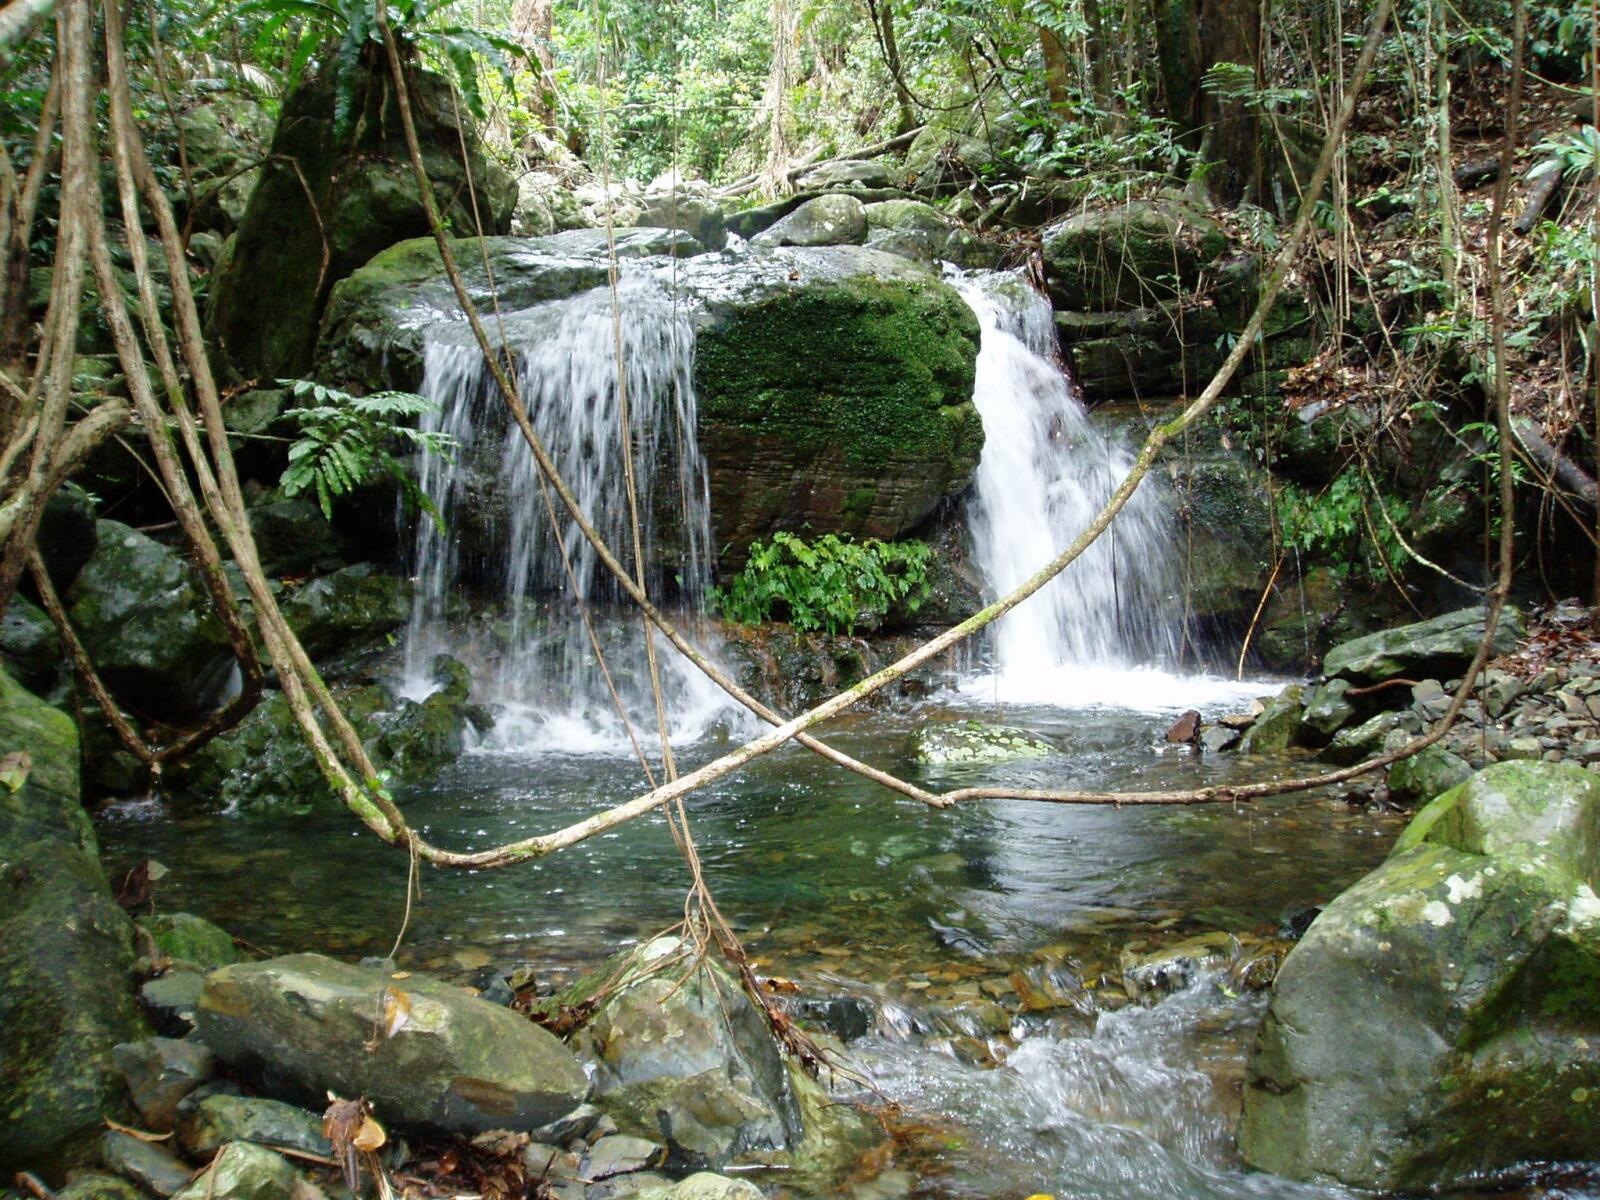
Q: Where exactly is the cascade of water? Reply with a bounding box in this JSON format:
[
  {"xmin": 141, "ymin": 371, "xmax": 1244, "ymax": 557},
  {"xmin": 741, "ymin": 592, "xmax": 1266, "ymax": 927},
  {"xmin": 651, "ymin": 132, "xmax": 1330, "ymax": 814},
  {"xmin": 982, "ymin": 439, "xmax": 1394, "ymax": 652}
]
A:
[
  {"xmin": 958, "ymin": 274, "xmax": 1195, "ymax": 704},
  {"xmin": 404, "ymin": 277, "xmax": 735, "ymax": 751}
]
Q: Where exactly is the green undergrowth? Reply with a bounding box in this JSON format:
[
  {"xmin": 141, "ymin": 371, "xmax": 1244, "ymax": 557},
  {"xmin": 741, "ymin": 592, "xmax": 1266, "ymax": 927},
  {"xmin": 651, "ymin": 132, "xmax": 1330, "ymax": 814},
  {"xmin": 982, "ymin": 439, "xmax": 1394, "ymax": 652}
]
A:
[{"xmin": 713, "ymin": 532, "xmax": 932, "ymax": 635}]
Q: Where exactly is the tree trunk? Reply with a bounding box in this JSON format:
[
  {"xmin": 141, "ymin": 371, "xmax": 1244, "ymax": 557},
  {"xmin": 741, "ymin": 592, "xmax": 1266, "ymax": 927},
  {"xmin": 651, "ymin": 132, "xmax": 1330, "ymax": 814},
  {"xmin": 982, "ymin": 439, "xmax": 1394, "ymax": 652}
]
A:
[
  {"xmin": 1150, "ymin": 0, "xmax": 1261, "ymax": 204},
  {"xmin": 512, "ymin": 0, "xmax": 556, "ymax": 142},
  {"xmin": 760, "ymin": 0, "xmax": 794, "ymax": 195},
  {"xmin": 875, "ymin": 0, "xmax": 916, "ymax": 135},
  {"xmin": 1039, "ymin": 24, "xmax": 1072, "ymax": 117}
]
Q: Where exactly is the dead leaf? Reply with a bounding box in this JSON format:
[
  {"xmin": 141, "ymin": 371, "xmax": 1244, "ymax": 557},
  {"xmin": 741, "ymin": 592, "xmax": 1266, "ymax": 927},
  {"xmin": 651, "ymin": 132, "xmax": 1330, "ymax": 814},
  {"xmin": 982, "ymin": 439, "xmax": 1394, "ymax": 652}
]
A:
[
  {"xmin": 0, "ymin": 751, "xmax": 31, "ymax": 792},
  {"xmin": 103, "ymin": 1117, "xmax": 173, "ymax": 1141},
  {"xmin": 322, "ymin": 1095, "xmax": 365, "ymax": 1193},
  {"xmin": 352, "ymin": 1114, "xmax": 387, "ymax": 1152},
  {"xmin": 381, "ymin": 986, "xmax": 412, "ymax": 1039}
]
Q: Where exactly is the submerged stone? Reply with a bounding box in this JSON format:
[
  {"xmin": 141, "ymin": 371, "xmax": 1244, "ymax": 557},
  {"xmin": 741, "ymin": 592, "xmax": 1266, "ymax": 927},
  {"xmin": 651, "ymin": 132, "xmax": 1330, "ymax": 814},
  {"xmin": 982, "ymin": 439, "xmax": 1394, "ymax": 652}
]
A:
[
  {"xmin": 137, "ymin": 912, "xmax": 244, "ymax": 970},
  {"xmin": 908, "ymin": 719, "xmax": 1056, "ymax": 766},
  {"xmin": 113, "ymin": 1037, "xmax": 215, "ymax": 1130},
  {"xmin": 1239, "ymin": 761, "xmax": 1600, "ymax": 1189}
]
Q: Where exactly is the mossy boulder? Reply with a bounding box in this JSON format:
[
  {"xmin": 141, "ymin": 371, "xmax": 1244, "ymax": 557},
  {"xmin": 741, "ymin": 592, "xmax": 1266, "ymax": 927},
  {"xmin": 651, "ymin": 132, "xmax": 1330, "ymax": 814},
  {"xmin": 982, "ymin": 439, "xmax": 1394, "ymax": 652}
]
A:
[
  {"xmin": 863, "ymin": 199, "xmax": 998, "ymax": 269},
  {"xmin": 169, "ymin": 1142, "xmax": 297, "ymax": 1200},
  {"xmin": 65, "ymin": 520, "xmax": 235, "ymax": 719},
  {"xmin": 37, "ymin": 481, "xmax": 97, "ymax": 590},
  {"xmin": 278, "ymin": 564, "xmax": 412, "ymax": 659},
  {"xmin": 1323, "ymin": 605, "xmax": 1525, "ymax": 684},
  {"xmin": 208, "ymin": 65, "xmax": 514, "ymax": 382},
  {"xmin": 1041, "ymin": 199, "xmax": 1227, "ymax": 312},
  {"xmin": 196, "ymin": 953, "xmax": 590, "ymax": 1134},
  {"xmin": 693, "ymin": 250, "xmax": 981, "ymax": 564},
  {"xmin": 0, "ymin": 671, "xmax": 142, "ymax": 1178},
  {"xmin": 1237, "ymin": 686, "xmax": 1305, "ymax": 754},
  {"xmin": 1239, "ymin": 761, "xmax": 1600, "ymax": 1189},
  {"xmin": 173, "ymin": 99, "xmax": 275, "ymax": 234},
  {"xmin": 0, "ymin": 595, "xmax": 66, "ymax": 707},
  {"xmin": 137, "ymin": 912, "xmax": 244, "ymax": 970},
  {"xmin": 1387, "ymin": 744, "xmax": 1473, "ymax": 807}
]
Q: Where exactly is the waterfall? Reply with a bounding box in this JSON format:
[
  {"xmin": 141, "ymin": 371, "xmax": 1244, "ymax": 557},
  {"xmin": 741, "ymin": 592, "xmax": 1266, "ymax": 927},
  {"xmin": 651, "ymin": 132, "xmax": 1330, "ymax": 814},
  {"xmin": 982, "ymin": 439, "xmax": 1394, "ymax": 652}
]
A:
[
  {"xmin": 403, "ymin": 277, "xmax": 736, "ymax": 752},
  {"xmin": 958, "ymin": 274, "xmax": 1203, "ymax": 705}
]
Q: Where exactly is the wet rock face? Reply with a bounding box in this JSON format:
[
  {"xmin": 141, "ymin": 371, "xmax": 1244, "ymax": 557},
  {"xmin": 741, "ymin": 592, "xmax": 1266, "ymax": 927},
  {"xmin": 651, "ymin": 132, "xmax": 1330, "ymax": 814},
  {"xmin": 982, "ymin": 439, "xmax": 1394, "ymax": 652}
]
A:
[
  {"xmin": 750, "ymin": 194, "xmax": 867, "ymax": 248},
  {"xmin": 66, "ymin": 520, "xmax": 236, "ymax": 719},
  {"xmin": 314, "ymin": 238, "xmax": 983, "ymax": 570},
  {"xmin": 1239, "ymin": 761, "xmax": 1600, "ymax": 1190},
  {"xmin": 195, "ymin": 953, "xmax": 591, "ymax": 1134},
  {"xmin": 0, "ymin": 671, "xmax": 143, "ymax": 1179}
]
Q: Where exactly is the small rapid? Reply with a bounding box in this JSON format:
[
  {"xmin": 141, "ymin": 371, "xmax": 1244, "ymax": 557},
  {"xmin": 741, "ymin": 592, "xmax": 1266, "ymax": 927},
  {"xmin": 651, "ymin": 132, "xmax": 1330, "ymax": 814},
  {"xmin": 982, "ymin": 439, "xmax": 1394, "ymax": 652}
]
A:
[
  {"xmin": 955, "ymin": 273, "xmax": 1265, "ymax": 712},
  {"xmin": 402, "ymin": 276, "xmax": 738, "ymax": 752}
]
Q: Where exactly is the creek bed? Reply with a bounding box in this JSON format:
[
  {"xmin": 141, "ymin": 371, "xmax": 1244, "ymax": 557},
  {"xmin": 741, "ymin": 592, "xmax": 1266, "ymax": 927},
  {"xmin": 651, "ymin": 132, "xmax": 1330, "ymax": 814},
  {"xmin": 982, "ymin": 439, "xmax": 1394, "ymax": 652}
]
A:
[{"xmin": 98, "ymin": 689, "xmax": 1431, "ymax": 1200}]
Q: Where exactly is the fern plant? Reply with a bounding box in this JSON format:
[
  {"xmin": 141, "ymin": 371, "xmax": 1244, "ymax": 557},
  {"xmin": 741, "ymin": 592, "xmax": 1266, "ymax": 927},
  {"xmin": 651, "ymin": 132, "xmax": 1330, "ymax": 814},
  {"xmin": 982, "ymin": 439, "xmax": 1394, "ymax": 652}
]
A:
[
  {"xmin": 278, "ymin": 379, "xmax": 455, "ymax": 526},
  {"xmin": 713, "ymin": 532, "xmax": 933, "ymax": 635}
]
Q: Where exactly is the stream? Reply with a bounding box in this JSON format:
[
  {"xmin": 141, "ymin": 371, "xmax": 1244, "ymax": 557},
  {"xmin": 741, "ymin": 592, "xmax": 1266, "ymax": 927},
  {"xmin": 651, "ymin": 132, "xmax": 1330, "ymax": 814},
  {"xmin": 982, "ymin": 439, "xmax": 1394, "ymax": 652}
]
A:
[{"xmin": 97, "ymin": 684, "xmax": 1414, "ymax": 1200}]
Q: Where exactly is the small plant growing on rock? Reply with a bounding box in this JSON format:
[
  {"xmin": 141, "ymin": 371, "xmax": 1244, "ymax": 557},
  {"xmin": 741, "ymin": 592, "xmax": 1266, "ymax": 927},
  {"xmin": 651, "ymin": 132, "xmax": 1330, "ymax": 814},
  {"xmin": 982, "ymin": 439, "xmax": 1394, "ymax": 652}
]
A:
[
  {"xmin": 279, "ymin": 379, "xmax": 456, "ymax": 525},
  {"xmin": 713, "ymin": 532, "xmax": 932, "ymax": 635}
]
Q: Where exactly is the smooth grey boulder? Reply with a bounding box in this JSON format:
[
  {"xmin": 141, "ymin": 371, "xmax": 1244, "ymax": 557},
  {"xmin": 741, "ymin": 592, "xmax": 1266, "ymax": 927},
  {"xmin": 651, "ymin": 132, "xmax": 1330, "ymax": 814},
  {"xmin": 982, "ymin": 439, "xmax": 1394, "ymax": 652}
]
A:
[
  {"xmin": 99, "ymin": 1130, "xmax": 193, "ymax": 1197},
  {"xmin": 113, "ymin": 1037, "xmax": 215, "ymax": 1130},
  {"xmin": 1322, "ymin": 605, "xmax": 1524, "ymax": 684},
  {"xmin": 908, "ymin": 719, "xmax": 1056, "ymax": 766},
  {"xmin": 1238, "ymin": 761, "xmax": 1600, "ymax": 1189},
  {"xmin": 795, "ymin": 160, "xmax": 895, "ymax": 190},
  {"xmin": 751, "ymin": 194, "xmax": 867, "ymax": 248},
  {"xmin": 65, "ymin": 520, "xmax": 234, "ymax": 717},
  {"xmin": 170, "ymin": 1142, "xmax": 296, "ymax": 1200},
  {"xmin": 636, "ymin": 1174, "xmax": 764, "ymax": 1200},
  {"xmin": 195, "ymin": 953, "xmax": 590, "ymax": 1134}
]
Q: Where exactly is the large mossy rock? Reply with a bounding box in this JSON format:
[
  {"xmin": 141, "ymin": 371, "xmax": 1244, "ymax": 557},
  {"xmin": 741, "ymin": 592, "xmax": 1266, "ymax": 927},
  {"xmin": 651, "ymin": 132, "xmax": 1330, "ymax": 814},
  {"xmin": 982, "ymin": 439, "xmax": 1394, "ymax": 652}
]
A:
[
  {"xmin": 65, "ymin": 520, "xmax": 234, "ymax": 718},
  {"xmin": 0, "ymin": 671, "xmax": 143, "ymax": 1178},
  {"xmin": 749, "ymin": 194, "xmax": 867, "ymax": 248},
  {"xmin": 690, "ymin": 250, "xmax": 980, "ymax": 563},
  {"xmin": 574, "ymin": 937, "xmax": 872, "ymax": 1174},
  {"xmin": 208, "ymin": 65, "xmax": 514, "ymax": 381},
  {"xmin": 313, "ymin": 238, "xmax": 981, "ymax": 569},
  {"xmin": 1041, "ymin": 199, "xmax": 1227, "ymax": 313},
  {"xmin": 1238, "ymin": 761, "xmax": 1600, "ymax": 1189},
  {"xmin": 908, "ymin": 719, "xmax": 1056, "ymax": 766},
  {"xmin": 1322, "ymin": 605, "xmax": 1524, "ymax": 684},
  {"xmin": 278, "ymin": 564, "xmax": 411, "ymax": 659},
  {"xmin": 196, "ymin": 953, "xmax": 589, "ymax": 1134}
]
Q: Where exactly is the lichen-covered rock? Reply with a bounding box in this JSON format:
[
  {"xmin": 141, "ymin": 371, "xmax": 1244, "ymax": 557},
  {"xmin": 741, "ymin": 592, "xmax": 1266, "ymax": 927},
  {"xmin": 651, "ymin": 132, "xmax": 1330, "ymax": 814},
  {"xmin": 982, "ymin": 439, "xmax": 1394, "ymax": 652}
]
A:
[
  {"xmin": 572, "ymin": 937, "xmax": 795, "ymax": 1167},
  {"xmin": 0, "ymin": 593, "xmax": 65, "ymax": 698},
  {"xmin": 55, "ymin": 1174, "xmax": 145, "ymax": 1200},
  {"xmin": 1238, "ymin": 761, "xmax": 1600, "ymax": 1189},
  {"xmin": 196, "ymin": 953, "xmax": 590, "ymax": 1134},
  {"xmin": 796, "ymin": 161, "xmax": 895, "ymax": 190},
  {"xmin": 208, "ymin": 66, "xmax": 514, "ymax": 381},
  {"xmin": 1237, "ymin": 687, "xmax": 1305, "ymax": 755},
  {"xmin": 1042, "ymin": 199, "xmax": 1227, "ymax": 312},
  {"xmin": 863, "ymin": 199, "xmax": 996, "ymax": 269},
  {"xmin": 751, "ymin": 194, "xmax": 867, "ymax": 248},
  {"xmin": 1322, "ymin": 605, "xmax": 1524, "ymax": 684},
  {"xmin": 174, "ymin": 99, "xmax": 274, "ymax": 234},
  {"xmin": 572, "ymin": 936, "xmax": 862, "ymax": 1172},
  {"xmin": 0, "ymin": 671, "xmax": 142, "ymax": 1177},
  {"xmin": 1386, "ymin": 744, "xmax": 1473, "ymax": 807},
  {"xmin": 908, "ymin": 719, "xmax": 1056, "ymax": 766},
  {"xmin": 245, "ymin": 492, "xmax": 346, "ymax": 579},
  {"xmin": 66, "ymin": 520, "xmax": 234, "ymax": 718}
]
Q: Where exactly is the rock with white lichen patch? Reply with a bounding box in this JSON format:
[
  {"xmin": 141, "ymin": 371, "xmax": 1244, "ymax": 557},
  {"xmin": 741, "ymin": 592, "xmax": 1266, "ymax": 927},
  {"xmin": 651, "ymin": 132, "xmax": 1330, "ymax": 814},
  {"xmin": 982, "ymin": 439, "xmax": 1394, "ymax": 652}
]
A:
[{"xmin": 1238, "ymin": 761, "xmax": 1600, "ymax": 1190}]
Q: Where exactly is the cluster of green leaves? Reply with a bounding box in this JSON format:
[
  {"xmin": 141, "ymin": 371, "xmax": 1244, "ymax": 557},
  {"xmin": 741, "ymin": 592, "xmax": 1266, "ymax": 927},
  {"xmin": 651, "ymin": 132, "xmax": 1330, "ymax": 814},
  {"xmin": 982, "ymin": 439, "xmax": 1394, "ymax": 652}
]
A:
[
  {"xmin": 1277, "ymin": 471, "xmax": 1411, "ymax": 584},
  {"xmin": 713, "ymin": 532, "xmax": 932, "ymax": 635},
  {"xmin": 279, "ymin": 379, "xmax": 455, "ymax": 524},
  {"xmin": 238, "ymin": 0, "xmax": 519, "ymax": 138}
]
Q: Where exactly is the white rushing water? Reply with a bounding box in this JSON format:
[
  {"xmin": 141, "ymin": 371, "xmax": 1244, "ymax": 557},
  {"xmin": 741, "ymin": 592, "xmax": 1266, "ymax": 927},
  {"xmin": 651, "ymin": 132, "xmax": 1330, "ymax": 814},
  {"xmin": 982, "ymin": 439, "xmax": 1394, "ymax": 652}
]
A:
[
  {"xmin": 956, "ymin": 273, "xmax": 1265, "ymax": 712},
  {"xmin": 403, "ymin": 277, "xmax": 737, "ymax": 752}
]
